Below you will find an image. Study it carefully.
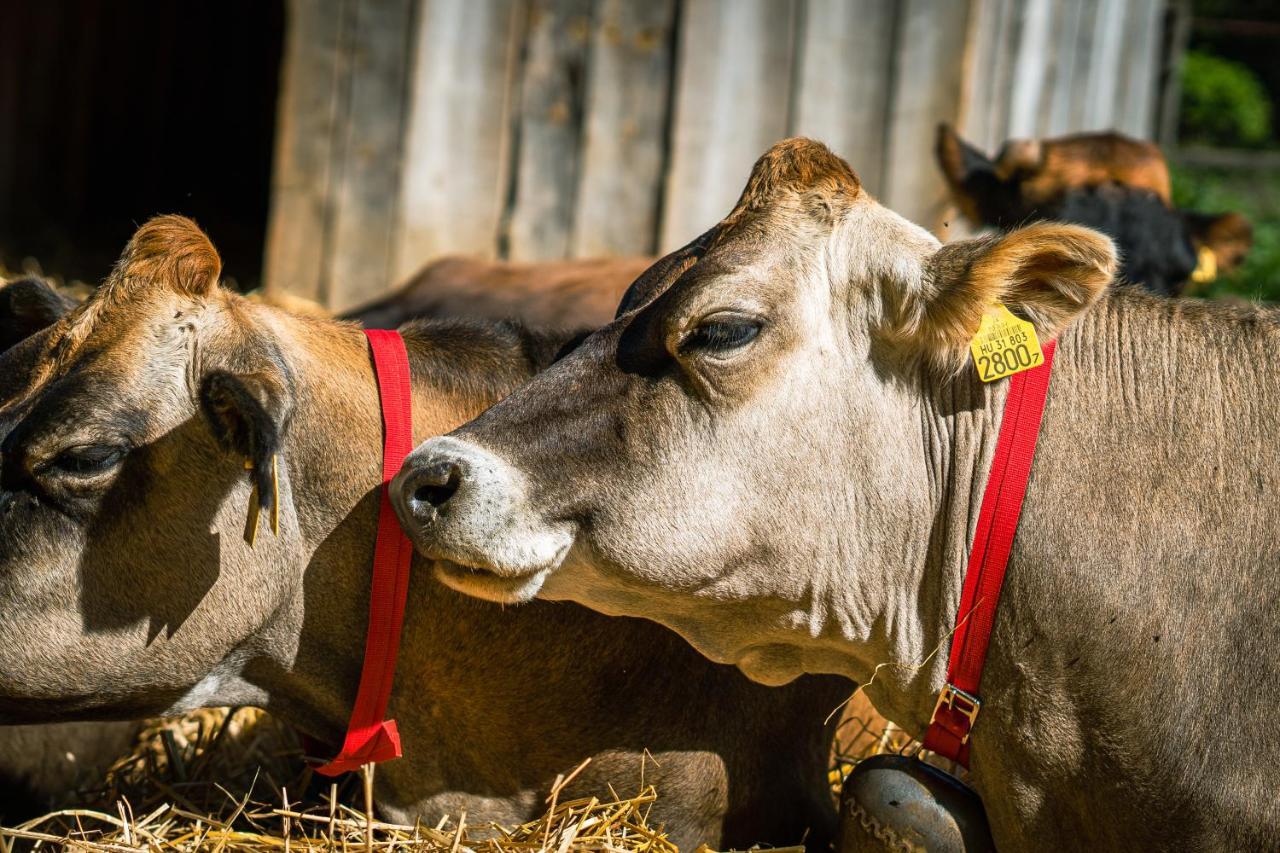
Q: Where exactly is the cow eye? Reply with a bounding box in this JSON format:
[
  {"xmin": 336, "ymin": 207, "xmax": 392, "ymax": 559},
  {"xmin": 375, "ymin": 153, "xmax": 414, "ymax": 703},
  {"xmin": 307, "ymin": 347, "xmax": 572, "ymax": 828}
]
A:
[
  {"xmin": 681, "ymin": 316, "xmax": 761, "ymax": 356},
  {"xmin": 50, "ymin": 445, "xmax": 127, "ymax": 477}
]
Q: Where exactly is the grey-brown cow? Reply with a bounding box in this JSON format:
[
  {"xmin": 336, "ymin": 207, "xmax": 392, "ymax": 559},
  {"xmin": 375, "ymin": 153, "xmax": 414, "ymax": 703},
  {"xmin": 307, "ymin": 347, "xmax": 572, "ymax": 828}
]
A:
[
  {"xmin": 0, "ymin": 278, "xmax": 141, "ymax": 822},
  {"xmin": 0, "ymin": 217, "xmax": 846, "ymax": 849},
  {"xmin": 396, "ymin": 138, "xmax": 1280, "ymax": 850}
]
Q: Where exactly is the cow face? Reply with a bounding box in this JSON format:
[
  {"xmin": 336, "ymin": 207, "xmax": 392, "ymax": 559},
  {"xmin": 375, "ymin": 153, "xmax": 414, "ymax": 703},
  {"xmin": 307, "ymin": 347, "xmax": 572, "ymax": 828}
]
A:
[
  {"xmin": 0, "ymin": 217, "xmax": 305, "ymax": 722},
  {"xmin": 393, "ymin": 139, "xmax": 1115, "ymax": 686}
]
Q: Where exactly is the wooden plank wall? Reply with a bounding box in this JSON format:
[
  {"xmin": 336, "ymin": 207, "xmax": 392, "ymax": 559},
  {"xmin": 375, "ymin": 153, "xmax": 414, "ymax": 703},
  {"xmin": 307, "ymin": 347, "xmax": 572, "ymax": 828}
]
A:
[{"xmin": 265, "ymin": 0, "xmax": 1169, "ymax": 308}]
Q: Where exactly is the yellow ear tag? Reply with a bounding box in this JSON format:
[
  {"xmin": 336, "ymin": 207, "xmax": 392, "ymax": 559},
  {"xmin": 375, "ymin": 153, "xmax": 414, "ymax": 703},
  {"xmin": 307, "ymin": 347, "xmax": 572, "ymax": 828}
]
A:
[
  {"xmin": 970, "ymin": 304, "xmax": 1044, "ymax": 383},
  {"xmin": 1190, "ymin": 245, "xmax": 1218, "ymax": 284},
  {"xmin": 242, "ymin": 455, "xmax": 281, "ymax": 548},
  {"xmin": 243, "ymin": 459, "xmax": 261, "ymax": 548},
  {"xmin": 269, "ymin": 455, "xmax": 280, "ymax": 537}
]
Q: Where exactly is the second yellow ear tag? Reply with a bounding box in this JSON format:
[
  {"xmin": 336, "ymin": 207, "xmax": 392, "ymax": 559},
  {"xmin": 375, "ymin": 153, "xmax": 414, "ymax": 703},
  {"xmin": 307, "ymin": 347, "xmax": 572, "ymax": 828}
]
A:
[{"xmin": 970, "ymin": 304, "xmax": 1044, "ymax": 383}]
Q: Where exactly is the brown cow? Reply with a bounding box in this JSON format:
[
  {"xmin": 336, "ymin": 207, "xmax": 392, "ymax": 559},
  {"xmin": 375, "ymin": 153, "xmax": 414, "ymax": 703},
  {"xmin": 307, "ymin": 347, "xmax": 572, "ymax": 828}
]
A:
[
  {"xmin": 344, "ymin": 255, "xmax": 654, "ymax": 330},
  {"xmin": 0, "ymin": 217, "xmax": 846, "ymax": 849},
  {"xmin": 936, "ymin": 124, "xmax": 1252, "ymax": 293},
  {"xmin": 398, "ymin": 138, "xmax": 1280, "ymax": 850}
]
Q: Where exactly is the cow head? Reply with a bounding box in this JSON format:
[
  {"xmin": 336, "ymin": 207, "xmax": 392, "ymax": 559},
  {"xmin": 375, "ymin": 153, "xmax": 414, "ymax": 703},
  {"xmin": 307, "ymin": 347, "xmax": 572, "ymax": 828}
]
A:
[
  {"xmin": 0, "ymin": 216, "xmax": 315, "ymax": 722},
  {"xmin": 393, "ymin": 139, "xmax": 1116, "ymax": 688},
  {"xmin": 1183, "ymin": 210, "xmax": 1254, "ymax": 283}
]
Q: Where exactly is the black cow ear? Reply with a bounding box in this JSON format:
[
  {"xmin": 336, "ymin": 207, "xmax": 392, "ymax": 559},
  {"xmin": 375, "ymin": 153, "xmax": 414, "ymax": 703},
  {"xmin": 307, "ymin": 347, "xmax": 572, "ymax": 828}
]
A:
[
  {"xmin": 199, "ymin": 369, "xmax": 293, "ymax": 529},
  {"xmin": 615, "ymin": 225, "xmax": 721, "ymax": 318},
  {"xmin": 935, "ymin": 123, "xmax": 999, "ymax": 227},
  {"xmin": 0, "ymin": 277, "xmax": 76, "ymax": 353}
]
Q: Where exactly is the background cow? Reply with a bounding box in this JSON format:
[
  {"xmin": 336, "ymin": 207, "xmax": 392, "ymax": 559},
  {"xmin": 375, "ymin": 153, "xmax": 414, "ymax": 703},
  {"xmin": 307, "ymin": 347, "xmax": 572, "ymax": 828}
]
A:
[
  {"xmin": 398, "ymin": 138, "xmax": 1280, "ymax": 851},
  {"xmin": 936, "ymin": 124, "xmax": 1252, "ymax": 295},
  {"xmin": 0, "ymin": 217, "xmax": 847, "ymax": 849},
  {"xmin": 344, "ymin": 256, "xmax": 654, "ymax": 330}
]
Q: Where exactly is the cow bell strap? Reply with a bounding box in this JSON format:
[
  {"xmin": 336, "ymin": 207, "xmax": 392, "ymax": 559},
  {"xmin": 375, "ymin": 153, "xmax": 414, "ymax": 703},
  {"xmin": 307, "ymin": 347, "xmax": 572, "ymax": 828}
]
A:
[
  {"xmin": 922, "ymin": 339, "xmax": 1056, "ymax": 767},
  {"xmin": 312, "ymin": 329, "xmax": 415, "ymax": 776}
]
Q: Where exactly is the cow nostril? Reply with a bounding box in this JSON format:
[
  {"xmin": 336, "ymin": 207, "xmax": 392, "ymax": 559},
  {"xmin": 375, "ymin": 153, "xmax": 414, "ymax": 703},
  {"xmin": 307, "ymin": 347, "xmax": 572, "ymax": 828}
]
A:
[{"xmin": 413, "ymin": 462, "xmax": 462, "ymax": 509}]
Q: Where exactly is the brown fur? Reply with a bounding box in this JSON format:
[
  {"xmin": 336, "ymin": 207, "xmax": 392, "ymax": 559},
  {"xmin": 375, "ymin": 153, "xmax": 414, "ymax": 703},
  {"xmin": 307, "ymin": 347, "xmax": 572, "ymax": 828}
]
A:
[
  {"xmin": 0, "ymin": 218, "xmax": 845, "ymax": 850},
  {"xmin": 994, "ymin": 131, "xmax": 1172, "ymax": 206},
  {"xmin": 906, "ymin": 223, "xmax": 1115, "ymax": 373},
  {"xmin": 344, "ymin": 256, "xmax": 654, "ymax": 330}
]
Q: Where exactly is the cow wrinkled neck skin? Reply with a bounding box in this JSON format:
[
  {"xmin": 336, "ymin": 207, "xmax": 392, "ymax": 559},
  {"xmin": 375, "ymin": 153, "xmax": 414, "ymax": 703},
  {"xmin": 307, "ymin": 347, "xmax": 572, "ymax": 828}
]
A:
[
  {"xmin": 0, "ymin": 216, "xmax": 846, "ymax": 849},
  {"xmin": 400, "ymin": 138, "xmax": 1280, "ymax": 848}
]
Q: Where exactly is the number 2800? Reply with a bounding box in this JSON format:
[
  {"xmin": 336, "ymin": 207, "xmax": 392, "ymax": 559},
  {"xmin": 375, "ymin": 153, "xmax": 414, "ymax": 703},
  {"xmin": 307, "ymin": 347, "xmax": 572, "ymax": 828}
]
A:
[{"xmin": 976, "ymin": 343, "xmax": 1036, "ymax": 380}]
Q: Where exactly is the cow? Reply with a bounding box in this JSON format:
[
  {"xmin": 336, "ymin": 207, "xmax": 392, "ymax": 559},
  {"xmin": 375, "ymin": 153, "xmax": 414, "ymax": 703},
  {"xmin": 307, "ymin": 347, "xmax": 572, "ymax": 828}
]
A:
[
  {"xmin": 935, "ymin": 124, "xmax": 1252, "ymax": 295},
  {"xmin": 344, "ymin": 255, "xmax": 654, "ymax": 330},
  {"xmin": 395, "ymin": 138, "xmax": 1280, "ymax": 851},
  {"xmin": 0, "ymin": 216, "xmax": 848, "ymax": 850},
  {"xmin": 0, "ymin": 279, "xmax": 143, "ymax": 822}
]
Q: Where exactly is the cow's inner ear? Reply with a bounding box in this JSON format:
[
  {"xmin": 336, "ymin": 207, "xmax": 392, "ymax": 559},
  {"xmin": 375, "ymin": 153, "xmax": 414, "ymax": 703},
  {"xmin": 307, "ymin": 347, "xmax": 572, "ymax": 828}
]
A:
[
  {"xmin": 199, "ymin": 369, "xmax": 293, "ymax": 516},
  {"xmin": 894, "ymin": 222, "xmax": 1117, "ymax": 373}
]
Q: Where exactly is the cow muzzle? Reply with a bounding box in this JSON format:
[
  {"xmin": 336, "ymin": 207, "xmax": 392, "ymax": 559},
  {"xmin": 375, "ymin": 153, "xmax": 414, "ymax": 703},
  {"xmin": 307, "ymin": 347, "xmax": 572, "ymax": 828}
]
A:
[{"xmin": 391, "ymin": 436, "xmax": 573, "ymax": 604}]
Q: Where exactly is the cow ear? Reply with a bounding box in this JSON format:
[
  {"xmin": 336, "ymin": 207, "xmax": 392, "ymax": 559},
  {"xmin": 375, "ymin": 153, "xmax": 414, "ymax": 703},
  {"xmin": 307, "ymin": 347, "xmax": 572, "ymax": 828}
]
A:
[
  {"xmin": 897, "ymin": 222, "xmax": 1116, "ymax": 372},
  {"xmin": 199, "ymin": 368, "xmax": 293, "ymax": 520},
  {"xmin": 0, "ymin": 278, "xmax": 75, "ymax": 353},
  {"xmin": 935, "ymin": 124, "xmax": 998, "ymax": 226},
  {"xmin": 616, "ymin": 225, "xmax": 721, "ymax": 317},
  {"xmin": 107, "ymin": 215, "xmax": 222, "ymax": 298}
]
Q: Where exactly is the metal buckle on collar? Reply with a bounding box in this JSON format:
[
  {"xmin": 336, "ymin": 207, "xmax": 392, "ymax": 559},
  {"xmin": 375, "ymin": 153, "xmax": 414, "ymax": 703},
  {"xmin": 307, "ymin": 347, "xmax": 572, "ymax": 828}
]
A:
[{"xmin": 931, "ymin": 683, "xmax": 981, "ymax": 743}]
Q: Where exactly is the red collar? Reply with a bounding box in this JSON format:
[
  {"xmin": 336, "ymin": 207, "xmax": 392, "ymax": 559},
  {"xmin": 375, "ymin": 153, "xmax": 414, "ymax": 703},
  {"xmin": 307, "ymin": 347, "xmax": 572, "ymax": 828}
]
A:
[
  {"xmin": 312, "ymin": 329, "xmax": 416, "ymax": 776},
  {"xmin": 922, "ymin": 339, "xmax": 1056, "ymax": 767}
]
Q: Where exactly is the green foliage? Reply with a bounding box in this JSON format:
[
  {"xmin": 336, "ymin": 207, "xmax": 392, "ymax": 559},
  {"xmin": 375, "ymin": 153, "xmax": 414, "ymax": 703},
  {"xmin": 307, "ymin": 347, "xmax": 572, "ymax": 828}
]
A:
[
  {"xmin": 1172, "ymin": 164, "xmax": 1280, "ymax": 302},
  {"xmin": 1180, "ymin": 51, "xmax": 1273, "ymax": 148}
]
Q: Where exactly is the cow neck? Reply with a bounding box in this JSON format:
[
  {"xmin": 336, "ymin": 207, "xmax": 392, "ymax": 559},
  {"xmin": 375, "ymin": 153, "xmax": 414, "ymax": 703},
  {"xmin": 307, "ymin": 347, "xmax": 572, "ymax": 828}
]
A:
[
  {"xmin": 922, "ymin": 342, "xmax": 1056, "ymax": 767},
  {"xmin": 300, "ymin": 329, "xmax": 415, "ymax": 775},
  {"xmin": 242, "ymin": 318, "xmax": 417, "ymax": 768}
]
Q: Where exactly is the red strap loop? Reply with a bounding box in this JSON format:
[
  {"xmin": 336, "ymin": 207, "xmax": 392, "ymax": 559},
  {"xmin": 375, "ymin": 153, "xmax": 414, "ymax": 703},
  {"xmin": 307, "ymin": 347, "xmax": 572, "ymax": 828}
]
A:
[
  {"xmin": 312, "ymin": 329, "xmax": 416, "ymax": 776},
  {"xmin": 923, "ymin": 340, "xmax": 1056, "ymax": 767}
]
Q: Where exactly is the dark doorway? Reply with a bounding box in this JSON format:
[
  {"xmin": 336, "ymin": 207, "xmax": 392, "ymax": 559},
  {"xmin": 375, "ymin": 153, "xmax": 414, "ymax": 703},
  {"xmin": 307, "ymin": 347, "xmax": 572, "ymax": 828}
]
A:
[{"xmin": 0, "ymin": 1, "xmax": 285, "ymax": 290}]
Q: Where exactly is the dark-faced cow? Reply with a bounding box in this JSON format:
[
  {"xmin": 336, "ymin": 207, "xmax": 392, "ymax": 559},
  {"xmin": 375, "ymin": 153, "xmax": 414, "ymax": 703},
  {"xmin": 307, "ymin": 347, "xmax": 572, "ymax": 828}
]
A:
[
  {"xmin": 345, "ymin": 256, "xmax": 655, "ymax": 330},
  {"xmin": 398, "ymin": 138, "xmax": 1280, "ymax": 851},
  {"xmin": 936, "ymin": 124, "xmax": 1252, "ymax": 295},
  {"xmin": 0, "ymin": 217, "xmax": 847, "ymax": 849}
]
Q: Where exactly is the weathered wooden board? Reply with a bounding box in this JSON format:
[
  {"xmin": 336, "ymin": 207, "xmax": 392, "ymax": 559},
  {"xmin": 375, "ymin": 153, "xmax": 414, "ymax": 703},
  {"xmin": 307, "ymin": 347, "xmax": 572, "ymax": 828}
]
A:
[
  {"xmin": 263, "ymin": 0, "xmax": 349, "ymax": 303},
  {"xmin": 394, "ymin": 0, "xmax": 525, "ymax": 278},
  {"xmin": 260, "ymin": 0, "xmax": 1170, "ymax": 304},
  {"xmin": 1081, "ymin": 0, "xmax": 1127, "ymax": 131},
  {"xmin": 1115, "ymin": 0, "xmax": 1163, "ymax": 138},
  {"xmin": 505, "ymin": 0, "xmax": 596, "ymax": 261},
  {"xmin": 659, "ymin": 0, "xmax": 798, "ymax": 251},
  {"xmin": 962, "ymin": 0, "xmax": 1017, "ymax": 151},
  {"xmin": 1007, "ymin": 0, "xmax": 1053, "ymax": 139},
  {"xmin": 790, "ymin": 0, "xmax": 897, "ymax": 194},
  {"xmin": 325, "ymin": 0, "xmax": 416, "ymax": 312},
  {"xmin": 571, "ymin": 0, "xmax": 677, "ymax": 258},
  {"xmin": 882, "ymin": 0, "xmax": 975, "ymax": 228},
  {"xmin": 1043, "ymin": 0, "xmax": 1088, "ymax": 136}
]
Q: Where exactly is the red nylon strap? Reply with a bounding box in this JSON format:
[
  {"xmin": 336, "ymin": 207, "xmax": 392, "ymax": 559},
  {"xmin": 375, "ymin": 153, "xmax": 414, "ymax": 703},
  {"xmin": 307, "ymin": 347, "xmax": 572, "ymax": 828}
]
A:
[
  {"xmin": 312, "ymin": 329, "xmax": 415, "ymax": 776},
  {"xmin": 923, "ymin": 340, "xmax": 1056, "ymax": 767}
]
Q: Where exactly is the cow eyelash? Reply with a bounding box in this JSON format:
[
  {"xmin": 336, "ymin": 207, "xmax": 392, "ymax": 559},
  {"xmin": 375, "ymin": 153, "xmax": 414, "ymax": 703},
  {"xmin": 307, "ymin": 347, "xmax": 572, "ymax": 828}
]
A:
[
  {"xmin": 680, "ymin": 317, "xmax": 762, "ymax": 356},
  {"xmin": 50, "ymin": 444, "xmax": 128, "ymax": 477}
]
